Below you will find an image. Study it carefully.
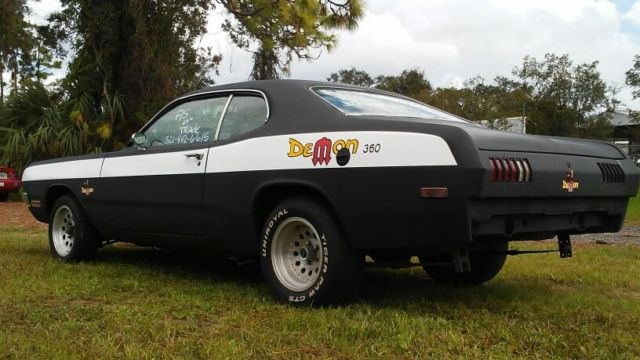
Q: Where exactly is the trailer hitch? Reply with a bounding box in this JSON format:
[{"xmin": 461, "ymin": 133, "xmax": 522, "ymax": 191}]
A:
[
  {"xmin": 502, "ymin": 249, "xmax": 558, "ymax": 256},
  {"xmin": 501, "ymin": 234, "xmax": 573, "ymax": 258},
  {"xmin": 557, "ymin": 233, "xmax": 572, "ymax": 258}
]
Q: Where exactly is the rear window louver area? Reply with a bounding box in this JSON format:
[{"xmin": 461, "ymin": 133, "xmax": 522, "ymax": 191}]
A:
[
  {"xmin": 489, "ymin": 158, "xmax": 532, "ymax": 182},
  {"xmin": 597, "ymin": 163, "xmax": 625, "ymax": 183}
]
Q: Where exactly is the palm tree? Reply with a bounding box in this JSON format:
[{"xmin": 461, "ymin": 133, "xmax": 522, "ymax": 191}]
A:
[{"xmin": 0, "ymin": 83, "xmax": 126, "ymax": 174}]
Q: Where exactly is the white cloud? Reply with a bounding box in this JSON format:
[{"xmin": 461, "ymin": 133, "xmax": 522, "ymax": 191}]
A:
[
  {"xmin": 203, "ymin": 10, "xmax": 254, "ymax": 82},
  {"xmin": 490, "ymin": 0, "xmax": 618, "ymax": 22},
  {"xmin": 19, "ymin": 0, "xmax": 640, "ymax": 109},
  {"xmin": 28, "ymin": 0, "xmax": 60, "ymax": 24},
  {"xmin": 623, "ymin": 1, "xmax": 640, "ymax": 25},
  {"xmin": 282, "ymin": 0, "xmax": 640, "ymax": 108},
  {"xmin": 291, "ymin": 12, "xmax": 460, "ymax": 81}
]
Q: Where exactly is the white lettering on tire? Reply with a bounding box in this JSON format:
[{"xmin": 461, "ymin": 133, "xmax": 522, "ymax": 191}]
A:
[{"xmin": 262, "ymin": 209, "xmax": 288, "ymax": 257}]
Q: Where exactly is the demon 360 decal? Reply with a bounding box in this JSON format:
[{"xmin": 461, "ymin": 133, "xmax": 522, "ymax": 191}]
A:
[{"xmin": 288, "ymin": 137, "xmax": 360, "ymax": 166}]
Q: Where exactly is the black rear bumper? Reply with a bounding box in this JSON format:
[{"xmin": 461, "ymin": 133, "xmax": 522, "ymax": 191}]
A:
[{"xmin": 470, "ymin": 197, "xmax": 628, "ymax": 240}]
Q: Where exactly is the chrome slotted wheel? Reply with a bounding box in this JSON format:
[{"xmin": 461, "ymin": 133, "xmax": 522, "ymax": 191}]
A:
[
  {"xmin": 52, "ymin": 205, "xmax": 75, "ymax": 257},
  {"xmin": 271, "ymin": 217, "xmax": 324, "ymax": 292}
]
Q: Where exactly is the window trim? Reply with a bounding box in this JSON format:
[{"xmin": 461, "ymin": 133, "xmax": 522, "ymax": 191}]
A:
[
  {"xmin": 214, "ymin": 93, "xmax": 270, "ymax": 143},
  {"xmin": 137, "ymin": 89, "xmax": 270, "ymax": 136},
  {"xmin": 214, "ymin": 95, "xmax": 234, "ymax": 141},
  {"xmin": 309, "ymin": 85, "xmax": 469, "ymax": 123}
]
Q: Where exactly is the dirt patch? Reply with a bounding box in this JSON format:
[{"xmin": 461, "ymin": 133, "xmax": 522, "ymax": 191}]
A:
[
  {"xmin": 0, "ymin": 201, "xmax": 47, "ymax": 230},
  {"xmin": 566, "ymin": 224, "xmax": 640, "ymax": 246}
]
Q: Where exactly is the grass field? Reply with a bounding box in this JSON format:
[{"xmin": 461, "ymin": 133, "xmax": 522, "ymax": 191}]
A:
[
  {"xmin": 625, "ymin": 193, "xmax": 640, "ymax": 223},
  {"xmin": 1, "ymin": 224, "xmax": 639, "ymax": 359}
]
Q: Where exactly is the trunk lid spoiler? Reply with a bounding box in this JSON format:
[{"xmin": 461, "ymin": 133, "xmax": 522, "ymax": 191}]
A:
[{"xmin": 465, "ymin": 126, "xmax": 625, "ymax": 159}]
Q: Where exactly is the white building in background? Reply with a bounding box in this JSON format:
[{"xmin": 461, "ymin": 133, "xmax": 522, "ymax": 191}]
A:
[{"xmin": 610, "ymin": 110, "xmax": 638, "ymax": 155}]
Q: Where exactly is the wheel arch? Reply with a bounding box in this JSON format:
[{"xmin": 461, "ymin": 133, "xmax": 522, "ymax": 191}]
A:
[
  {"xmin": 251, "ymin": 181, "xmax": 347, "ymax": 245},
  {"xmin": 44, "ymin": 184, "xmax": 105, "ymax": 239},
  {"xmin": 45, "ymin": 184, "xmax": 76, "ymax": 218}
]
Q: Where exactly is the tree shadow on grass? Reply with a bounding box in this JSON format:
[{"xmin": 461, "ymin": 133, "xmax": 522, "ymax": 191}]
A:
[
  {"xmin": 357, "ymin": 267, "xmax": 555, "ymax": 315},
  {"xmin": 91, "ymin": 244, "xmax": 553, "ymax": 313},
  {"xmin": 97, "ymin": 244, "xmax": 265, "ymax": 284}
]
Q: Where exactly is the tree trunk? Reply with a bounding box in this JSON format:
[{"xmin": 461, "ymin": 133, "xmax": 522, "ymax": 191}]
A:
[
  {"xmin": 11, "ymin": 58, "xmax": 18, "ymax": 94},
  {"xmin": 35, "ymin": 46, "xmax": 42, "ymax": 84},
  {"xmin": 0, "ymin": 67, "xmax": 4, "ymax": 105},
  {"xmin": 250, "ymin": 46, "xmax": 280, "ymax": 80}
]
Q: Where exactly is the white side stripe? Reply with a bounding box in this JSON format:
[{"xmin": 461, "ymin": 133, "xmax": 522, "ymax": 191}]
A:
[
  {"xmin": 22, "ymin": 131, "xmax": 457, "ymax": 181},
  {"xmin": 207, "ymin": 131, "xmax": 456, "ymax": 173},
  {"xmin": 22, "ymin": 159, "xmax": 104, "ymax": 182},
  {"xmin": 100, "ymin": 147, "xmax": 209, "ymax": 178}
]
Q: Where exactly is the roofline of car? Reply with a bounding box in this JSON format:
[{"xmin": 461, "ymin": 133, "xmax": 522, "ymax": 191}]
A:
[{"xmin": 132, "ymin": 83, "xmax": 475, "ymax": 148}]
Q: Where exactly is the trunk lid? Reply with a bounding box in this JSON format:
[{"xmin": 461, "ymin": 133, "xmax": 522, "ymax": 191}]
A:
[{"xmin": 464, "ymin": 125, "xmax": 624, "ymax": 159}]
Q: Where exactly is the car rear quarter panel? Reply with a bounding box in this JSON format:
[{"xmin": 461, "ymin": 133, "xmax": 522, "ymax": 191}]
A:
[{"xmin": 201, "ymin": 128, "xmax": 481, "ymax": 254}]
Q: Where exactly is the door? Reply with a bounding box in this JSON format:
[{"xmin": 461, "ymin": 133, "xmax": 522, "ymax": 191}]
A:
[
  {"xmin": 98, "ymin": 95, "xmax": 230, "ymax": 238},
  {"xmin": 203, "ymin": 94, "xmax": 270, "ymax": 249}
]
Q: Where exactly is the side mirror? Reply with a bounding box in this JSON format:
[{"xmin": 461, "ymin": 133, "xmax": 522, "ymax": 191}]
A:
[{"xmin": 131, "ymin": 132, "xmax": 146, "ymax": 147}]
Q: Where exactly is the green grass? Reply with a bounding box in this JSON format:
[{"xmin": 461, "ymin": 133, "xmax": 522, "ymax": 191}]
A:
[
  {"xmin": 2, "ymin": 192, "xmax": 22, "ymax": 202},
  {"xmin": 7, "ymin": 192, "xmax": 21, "ymax": 202},
  {"xmin": 626, "ymin": 194, "xmax": 640, "ymax": 223},
  {"xmin": 1, "ymin": 226, "xmax": 639, "ymax": 359}
]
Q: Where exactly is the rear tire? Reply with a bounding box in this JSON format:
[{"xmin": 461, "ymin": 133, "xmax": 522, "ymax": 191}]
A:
[
  {"xmin": 259, "ymin": 197, "xmax": 362, "ymax": 306},
  {"xmin": 0, "ymin": 192, "xmax": 8, "ymax": 202},
  {"xmin": 421, "ymin": 242, "xmax": 508, "ymax": 286},
  {"xmin": 48, "ymin": 195, "xmax": 100, "ymax": 262}
]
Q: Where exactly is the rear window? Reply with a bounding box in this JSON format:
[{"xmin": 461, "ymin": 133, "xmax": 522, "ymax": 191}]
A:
[{"xmin": 313, "ymin": 88, "xmax": 466, "ymax": 123}]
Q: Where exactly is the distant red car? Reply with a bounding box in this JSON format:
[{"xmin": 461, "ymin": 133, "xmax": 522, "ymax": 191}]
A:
[{"xmin": 0, "ymin": 166, "xmax": 22, "ymax": 202}]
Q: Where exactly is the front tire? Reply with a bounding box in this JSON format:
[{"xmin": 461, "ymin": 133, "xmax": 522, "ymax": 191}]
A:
[
  {"xmin": 48, "ymin": 195, "xmax": 100, "ymax": 262},
  {"xmin": 421, "ymin": 242, "xmax": 508, "ymax": 286},
  {"xmin": 260, "ymin": 197, "xmax": 362, "ymax": 306}
]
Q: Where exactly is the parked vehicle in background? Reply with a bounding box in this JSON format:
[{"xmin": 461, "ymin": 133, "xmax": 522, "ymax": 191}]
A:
[
  {"xmin": 21, "ymin": 80, "xmax": 640, "ymax": 306},
  {"xmin": 0, "ymin": 166, "xmax": 22, "ymax": 202}
]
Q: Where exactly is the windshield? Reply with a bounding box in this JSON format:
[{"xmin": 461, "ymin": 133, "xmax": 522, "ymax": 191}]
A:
[{"xmin": 314, "ymin": 88, "xmax": 467, "ymax": 123}]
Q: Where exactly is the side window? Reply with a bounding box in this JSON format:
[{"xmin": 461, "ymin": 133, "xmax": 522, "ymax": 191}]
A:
[
  {"xmin": 217, "ymin": 95, "xmax": 268, "ymax": 141},
  {"xmin": 144, "ymin": 96, "xmax": 228, "ymax": 147}
]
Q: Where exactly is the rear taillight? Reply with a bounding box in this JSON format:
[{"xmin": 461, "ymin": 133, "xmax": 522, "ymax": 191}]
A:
[{"xmin": 489, "ymin": 158, "xmax": 531, "ymax": 182}]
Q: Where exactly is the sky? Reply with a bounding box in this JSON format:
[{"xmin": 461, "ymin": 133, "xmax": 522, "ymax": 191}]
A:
[{"xmin": 23, "ymin": 0, "xmax": 640, "ymax": 109}]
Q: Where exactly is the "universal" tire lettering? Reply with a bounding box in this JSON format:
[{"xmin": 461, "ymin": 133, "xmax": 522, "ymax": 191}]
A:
[{"xmin": 262, "ymin": 209, "xmax": 288, "ymax": 257}]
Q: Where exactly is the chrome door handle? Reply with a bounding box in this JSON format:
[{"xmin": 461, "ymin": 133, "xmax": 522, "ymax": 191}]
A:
[{"xmin": 185, "ymin": 153, "xmax": 203, "ymax": 160}]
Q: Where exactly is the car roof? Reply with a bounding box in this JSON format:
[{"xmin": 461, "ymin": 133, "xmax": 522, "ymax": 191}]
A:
[
  {"xmin": 185, "ymin": 79, "xmax": 376, "ymax": 96},
  {"xmin": 180, "ymin": 80, "xmax": 470, "ymax": 133}
]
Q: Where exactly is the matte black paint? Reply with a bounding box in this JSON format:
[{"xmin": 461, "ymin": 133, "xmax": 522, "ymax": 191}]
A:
[{"xmin": 23, "ymin": 80, "xmax": 640, "ymax": 256}]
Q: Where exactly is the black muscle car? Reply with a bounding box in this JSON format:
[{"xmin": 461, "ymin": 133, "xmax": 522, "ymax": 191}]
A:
[{"xmin": 22, "ymin": 80, "xmax": 640, "ymax": 305}]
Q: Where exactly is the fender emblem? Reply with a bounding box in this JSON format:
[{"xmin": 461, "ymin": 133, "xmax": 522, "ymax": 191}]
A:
[
  {"xmin": 81, "ymin": 180, "xmax": 94, "ymax": 195},
  {"xmin": 562, "ymin": 164, "xmax": 579, "ymax": 192}
]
